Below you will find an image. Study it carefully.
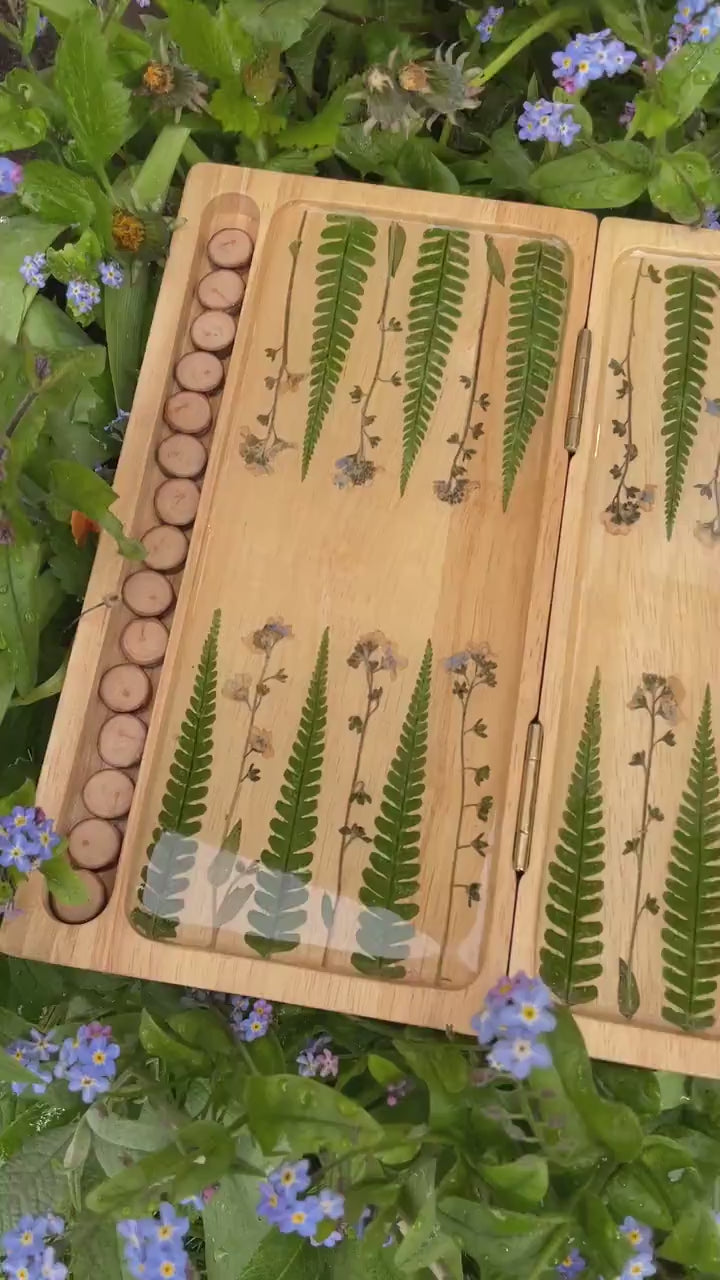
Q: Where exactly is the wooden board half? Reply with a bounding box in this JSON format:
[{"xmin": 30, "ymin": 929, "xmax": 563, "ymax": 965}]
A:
[
  {"xmin": 1, "ymin": 166, "xmax": 595, "ymax": 1033},
  {"xmin": 514, "ymin": 219, "xmax": 720, "ymax": 1076}
]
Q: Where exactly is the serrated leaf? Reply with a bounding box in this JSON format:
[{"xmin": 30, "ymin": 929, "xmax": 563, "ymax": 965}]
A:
[
  {"xmin": 662, "ymin": 686, "xmax": 720, "ymax": 1030},
  {"xmin": 401, "ymin": 228, "xmax": 469, "ymax": 493},
  {"xmin": 246, "ymin": 629, "xmax": 328, "ymax": 956},
  {"xmin": 136, "ymin": 611, "xmax": 221, "ymax": 937},
  {"xmin": 662, "ymin": 264, "xmax": 719, "ymax": 538},
  {"xmin": 303, "ymin": 216, "xmax": 377, "ymax": 477},
  {"xmin": 230, "ymin": 0, "xmax": 326, "ymax": 50},
  {"xmin": 353, "ymin": 642, "xmax": 432, "ymax": 980},
  {"xmin": 48, "ymin": 461, "xmax": 145, "ymax": 560},
  {"xmin": 54, "ymin": 12, "xmax": 131, "ymax": 178},
  {"xmin": 19, "ymin": 161, "xmax": 100, "ymax": 226},
  {"xmin": 0, "ymin": 1125, "xmax": 75, "ymax": 1233},
  {"xmin": 0, "ymin": 93, "xmax": 47, "ymax": 150},
  {"xmin": 502, "ymin": 239, "xmax": 568, "ymax": 508},
  {"xmin": 0, "ymin": 542, "xmax": 41, "ymax": 697},
  {"xmin": 540, "ymin": 669, "xmax": 605, "ymax": 1004},
  {"xmin": 164, "ymin": 0, "xmax": 250, "ymax": 79}
]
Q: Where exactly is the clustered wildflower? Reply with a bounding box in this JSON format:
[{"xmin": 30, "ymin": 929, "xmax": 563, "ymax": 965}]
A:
[
  {"xmin": 0, "ymin": 156, "xmax": 22, "ymax": 196},
  {"xmin": 1, "ymin": 1213, "xmax": 66, "ymax": 1280},
  {"xmin": 517, "ymin": 100, "xmax": 580, "ymax": 147},
  {"xmin": 0, "ymin": 806, "xmax": 59, "ymax": 875},
  {"xmin": 296, "ymin": 1035, "xmax": 339, "ymax": 1080},
  {"xmin": 670, "ymin": 1, "xmax": 720, "ymax": 45},
  {"xmin": 386, "ymin": 1077, "xmax": 411, "ymax": 1107},
  {"xmin": 66, "ymin": 279, "xmax": 101, "ymax": 317},
  {"xmin": 618, "ymin": 1217, "xmax": 655, "ymax": 1279},
  {"xmin": 557, "ymin": 1247, "xmax": 585, "ymax": 1278},
  {"xmin": 228, "ymin": 995, "xmax": 273, "ymax": 1042},
  {"xmin": 257, "ymin": 1160, "xmax": 345, "ymax": 1248},
  {"xmin": 98, "ymin": 260, "xmax": 124, "ymax": 288},
  {"xmin": 7, "ymin": 1021, "xmax": 121, "ymax": 1102},
  {"xmin": 117, "ymin": 1205, "xmax": 189, "ymax": 1280},
  {"xmin": 703, "ymin": 207, "xmax": 720, "ymax": 230},
  {"xmin": 476, "ymin": 5, "xmax": 503, "ymax": 43},
  {"xmin": 552, "ymin": 29, "xmax": 636, "ymax": 91},
  {"xmin": 472, "ymin": 972, "xmax": 555, "ymax": 1080},
  {"xmin": 19, "ymin": 253, "xmax": 48, "ymax": 288}
]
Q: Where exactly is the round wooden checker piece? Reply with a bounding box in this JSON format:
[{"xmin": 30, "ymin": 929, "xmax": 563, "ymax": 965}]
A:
[
  {"xmin": 190, "ymin": 310, "xmax": 236, "ymax": 357},
  {"xmin": 157, "ymin": 433, "xmax": 207, "ymax": 480},
  {"xmin": 154, "ymin": 478, "xmax": 200, "ymax": 527},
  {"xmin": 174, "ymin": 351, "xmax": 224, "ymax": 395},
  {"xmin": 51, "ymin": 868, "xmax": 106, "ymax": 924},
  {"xmin": 120, "ymin": 617, "xmax": 169, "ymax": 667},
  {"xmin": 141, "ymin": 525, "xmax": 188, "ymax": 573},
  {"xmin": 68, "ymin": 817, "xmax": 121, "ymax": 871},
  {"xmin": 164, "ymin": 390, "xmax": 212, "ymax": 436},
  {"xmin": 197, "ymin": 269, "xmax": 245, "ymax": 313},
  {"xmin": 99, "ymin": 663, "xmax": 152, "ymax": 714},
  {"xmin": 207, "ymin": 227, "xmax": 254, "ymax": 270},
  {"xmin": 97, "ymin": 867, "xmax": 117, "ymax": 896},
  {"xmin": 82, "ymin": 768, "xmax": 135, "ymax": 820},
  {"xmin": 98, "ymin": 713, "xmax": 148, "ymax": 769},
  {"xmin": 122, "ymin": 569, "xmax": 175, "ymax": 618}
]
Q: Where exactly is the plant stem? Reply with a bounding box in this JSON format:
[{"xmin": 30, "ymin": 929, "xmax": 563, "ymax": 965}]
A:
[
  {"xmin": 436, "ymin": 668, "xmax": 482, "ymax": 981},
  {"xmin": 356, "ymin": 249, "xmax": 394, "ymax": 464},
  {"xmin": 627, "ymin": 691, "xmax": 659, "ymax": 978},
  {"xmin": 257, "ymin": 212, "xmax": 308, "ymax": 465},
  {"xmin": 4, "ymin": 391, "xmax": 36, "ymax": 441},
  {"xmin": 474, "ymin": 3, "xmax": 583, "ymax": 85},
  {"xmin": 437, "ymin": 270, "xmax": 493, "ymax": 503},
  {"xmin": 609, "ymin": 259, "xmax": 643, "ymax": 517}
]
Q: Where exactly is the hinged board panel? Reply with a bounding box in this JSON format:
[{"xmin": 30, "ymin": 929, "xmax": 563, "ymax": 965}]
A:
[
  {"xmin": 0, "ymin": 166, "xmax": 594, "ymax": 1033},
  {"xmin": 514, "ymin": 219, "xmax": 720, "ymax": 1077}
]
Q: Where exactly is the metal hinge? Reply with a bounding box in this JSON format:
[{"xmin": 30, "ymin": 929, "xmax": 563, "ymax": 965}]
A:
[
  {"xmin": 564, "ymin": 327, "xmax": 592, "ymax": 454},
  {"xmin": 512, "ymin": 720, "xmax": 544, "ymax": 874}
]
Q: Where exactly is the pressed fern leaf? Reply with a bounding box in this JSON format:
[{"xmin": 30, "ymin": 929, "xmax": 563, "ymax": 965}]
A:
[
  {"xmin": 662, "ymin": 686, "xmax": 720, "ymax": 1031},
  {"xmin": 662, "ymin": 265, "xmax": 720, "ymax": 539},
  {"xmin": 502, "ymin": 240, "xmax": 567, "ymax": 509},
  {"xmin": 540, "ymin": 669, "xmax": 605, "ymax": 1005},
  {"xmin": 302, "ymin": 216, "xmax": 378, "ymax": 478},
  {"xmin": 352, "ymin": 641, "xmax": 432, "ymax": 981},
  {"xmin": 401, "ymin": 228, "xmax": 470, "ymax": 494},
  {"xmin": 246, "ymin": 628, "xmax": 329, "ymax": 957},
  {"xmin": 133, "ymin": 609, "xmax": 220, "ymax": 940}
]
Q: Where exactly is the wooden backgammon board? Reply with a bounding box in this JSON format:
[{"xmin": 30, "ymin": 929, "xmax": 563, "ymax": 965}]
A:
[{"xmin": 4, "ymin": 165, "xmax": 720, "ymax": 1076}]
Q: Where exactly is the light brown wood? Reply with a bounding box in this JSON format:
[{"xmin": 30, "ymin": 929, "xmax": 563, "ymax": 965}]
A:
[
  {"xmin": 157, "ymin": 433, "xmax": 207, "ymax": 480},
  {"xmin": 99, "ymin": 663, "xmax": 152, "ymax": 713},
  {"xmin": 175, "ymin": 351, "xmax": 224, "ymax": 395},
  {"xmin": 197, "ymin": 269, "xmax": 245, "ymax": 313},
  {"xmin": 68, "ymin": 818, "xmax": 122, "ymax": 870},
  {"xmin": 207, "ymin": 227, "xmax": 254, "ymax": 270},
  {"xmin": 82, "ymin": 769, "xmax": 134, "ymax": 820},
  {"xmin": 154, "ymin": 478, "xmax": 200, "ymax": 527},
  {"xmin": 164, "ymin": 390, "xmax": 212, "ymax": 436},
  {"xmin": 122, "ymin": 569, "xmax": 175, "ymax": 618},
  {"xmin": 190, "ymin": 310, "xmax": 236, "ymax": 357},
  {"xmin": 98, "ymin": 713, "xmax": 148, "ymax": 769},
  {"xmin": 141, "ymin": 525, "xmax": 188, "ymax": 573},
  {"xmin": 3, "ymin": 167, "xmax": 603, "ymax": 1063},
  {"xmin": 51, "ymin": 869, "xmax": 106, "ymax": 923},
  {"xmin": 98, "ymin": 867, "xmax": 117, "ymax": 896},
  {"xmin": 120, "ymin": 618, "xmax": 169, "ymax": 667}
]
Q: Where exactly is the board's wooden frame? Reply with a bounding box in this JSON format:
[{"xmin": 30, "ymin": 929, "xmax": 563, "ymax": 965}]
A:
[{"xmin": 2, "ymin": 166, "xmax": 597, "ymax": 1035}]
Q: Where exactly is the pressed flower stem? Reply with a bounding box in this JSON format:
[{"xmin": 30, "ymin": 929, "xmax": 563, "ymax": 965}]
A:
[
  {"xmin": 323, "ymin": 664, "xmax": 379, "ymax": 965},
  {"xmin": 608, "ymin": 259, "xmax": 643, "ymax": 520},
  {"xmin": 437, "ymin": 269, "xmax": 493, "ymax": 502},
  {"xmin": 355, "ymin": 242, "xmax": 394, "ymax": 467},
  {"xmin": 257, "ymin": 211, "xmax": 307, "ymax": 465},
  {"xmin": 626, "ymin": 688, "xmax": 661, "ymax": 990},
  {"xmin": 473, "ymin": 4, "xmax": 583, "ymax": 85}
]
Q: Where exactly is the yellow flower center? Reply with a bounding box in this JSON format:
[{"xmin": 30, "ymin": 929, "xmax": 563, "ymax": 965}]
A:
[
  {"xmin": 291, "ymin": 1211, "xmax": 306, "ymax": 1225},
  {"xmin": 112, "ymin": 211, "xmax": 146, "ymax": 252},
  {"xmin": 143, "ymin": 61, "xmax": 175, "ymax": 94}
]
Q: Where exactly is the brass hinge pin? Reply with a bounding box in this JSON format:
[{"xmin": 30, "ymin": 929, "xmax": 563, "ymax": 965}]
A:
[
  {"xmin": 565, "ymin": 327, "xmax": 592, "ymax": 454},
  {"xmin": 512, "ymin": 720, "xmax": 544, "ymax": 874}
]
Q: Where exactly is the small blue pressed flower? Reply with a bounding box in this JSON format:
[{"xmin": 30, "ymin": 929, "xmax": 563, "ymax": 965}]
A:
[
  {"xmin": 0, "ymin": 156, "xmax": 22, "ymax": 195},
  {"xmin": 489, "ymin": 1033, "xmax": 552, "ymax": 1080},
  {"xmin": 98, "ymin": 260, "xmax": 124, "ymax": 288},
  {"xmin": 444, "ymin": 651, "xmax": 470, "ymax": 672},
  {"xmin": 557, "ymin": 1249, "xmax": 586, "ymax": 1278},
  {"xmin": 620, "ymin": 1218, "xmax": 653, "ymax": 1252}
]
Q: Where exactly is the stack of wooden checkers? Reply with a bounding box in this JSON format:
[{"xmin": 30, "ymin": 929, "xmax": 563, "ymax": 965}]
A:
[{"xmin": 54, "ymin": 225, "xmax": 255, "ymax": 924}]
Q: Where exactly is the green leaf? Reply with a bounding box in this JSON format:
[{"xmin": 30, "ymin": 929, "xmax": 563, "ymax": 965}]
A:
[
  {"xmin": 502, "ymin": 239, "xmax": 568, "ymax": 508},
  {"xmin": 649, "ymin": 150, "xmax": 712, "ymax": 225},
  {"xmin": 164, "ymin": 0, "xmax": 250, "ymax": 79},
  {"xmin": 281, "ymin": 84, "xmax": 355, "ymax": 150},
  {"xmin": 68, "ymin": 1215, "xmax": 125, "ymax": 1280},
  {"xmin": 0, "ymin": 1096, "xmax": 82, "ymax": 1162},
  {"xmin": 208, "ymin": 84, "xmax": 263, "ymax": 137},
  {"xmin": 139, "ymin": 1009, "xmax": 211, "ymax": 1070},
  {"xmin": 654, "ymin": 35, "xmax": 720, "ymax": 131},
  {"xmin": 577, "ymin": 1192, "xmax": 632, "ymax": 1278},
  {"xmin": 529, "ymin": 142, "xmax": 650, "ymax": 210},
  {"xmin": 48, "ymin": 461, "xmax": 145, "ymax": 559},
  {"xmin": 478, "ymin": 1156, "xmax": 549, "ymax": 1208},
  {"xmin": 605, "ymin": 1163, "xmax": 673, "ymax": 1232},
  {"xmin": 396, "ymin": 140, "xmax": 461, "ymax": 194},
  {"xmin": 438, "ymin": 1197, "xmax": 567, "ymax": 1274},
  {"xmin": 86, "ymin": 1120, "xmax": 235, "ymax": 1217},
  {"xmin": 353, "ymin": 642, "xmax": 432, "ymax": 979},
  {"xmin": 0, "ymin": 217, "xmax": 66, "ymax": 344},
  {"xmin": 104, "ymin": 264, "xmax": 150, "ymax": 413},
  {"xmin": 246, "ymin": 629, "xmax": 329, "ymax": 955},
  {"xmin": 395, "ymin": 1196, "xmax": 463, "ymax": 1278},
  {"xmin": 0, "ymin": 1045, "xmax": 49, "ymax": 1087},
  {"xmin": 303, "ymin": 216, "xmax": 377, "ymax": 478},
  {"xmin": 598, "ymin": 0, "xmax": 647, "ymax": 49},
  {"xmin": 540, "ymin": 669, "xmax": 605, "ymax": 1004},
  {"xmin": 662, "ymin": 685, "xmax": 720, "ymax": 1030},
  {"xmin": 135, "ymin": 611, "xmax": 221, "ymax": 937},
  {"xmin": 230, "ymin": 0, "xmax": 326, "ymax": 50},
  {"xmin": 41, "ymin": 849, "xmax": 88, "ymax": 905},
  {"xmin": 401, "ymin": 228, "xmax": 469, "ymax": 493},
  {"xmin": 245, "ymin": 1074, "xmax": 384, "ymax": 1157},
  {"xmin": 592, "ymin": 1060, "xmax": 661, "ymax": 1116},
  {"xmin": 0, "ymin": 1125, "xmax": 75, "ymax": 1232},
  {"xmin": 85, "ymin": 1106, "xmax": 171, "ymax": 1155},
  {"xmin": 659, "ymin": 1204, "xmax": 720, "ymax": 1275},
  {"xmin": 235, "ymin": 1231, "xmax": 330, "ymax": 1280},
  {"xmin": 662, "ymin": 264, "xmax": 719, "ymax": 538},
  {"xmin": 19, "ymin": 161, "xmax": 101, "ymax": 226},
  {"xmin": 0, "ymin": 92, "xmax": 47, "ymax": 149},
  {"xmin": 388, "ymin": 222, "xmax": 406, "ymax": 279},
  {"xmin": 54, "ymin": 12, "xmax": 132, "ymax": 178},
  {"xmin": 204, "ymin": 1173, "xmax": 270, "ymax": 1280},
  {"xmin": 485, "ymin": 234, "xmax": 505, "ymax": 286},
  {"xmin": 0, "ymin": 542, "xmax": 42, "ymax": 697},
  {"xmin": 618, "ymin": 955, "xmax": 640, "ymax": 1019}
]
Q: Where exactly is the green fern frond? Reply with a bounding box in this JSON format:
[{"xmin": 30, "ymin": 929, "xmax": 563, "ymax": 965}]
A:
[
  {"xmin": 401, "ymin": 228, "xmax": 470, "ymax": 495},
  {"xmin": 246, "ymin": 628, "xmax": 329, "ymax": 957},
  {"xmin": 662, "ymin": 265, "xmax": 720, "ymax": 539},
  {"xmin": 662, "ymin": 686, "xmax": 720, "ymax": 1031},
  {"xmin": 540, "ymin": 669, "xmax": 605, "ymax": 1005},
  {"xmin": 352, "ymin": 641, "xmax": 432, "ymax": 981},
  {"xmin": 135, "ymin": 609, "xmax": 220, "ymax": 939},
  {"xmin": 302, "ymin": 216, "xmax": 378, "ymax": 478},
  {"xmin": 502, "ymin": 240, "xmax": 567, "ymax": 510}
]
